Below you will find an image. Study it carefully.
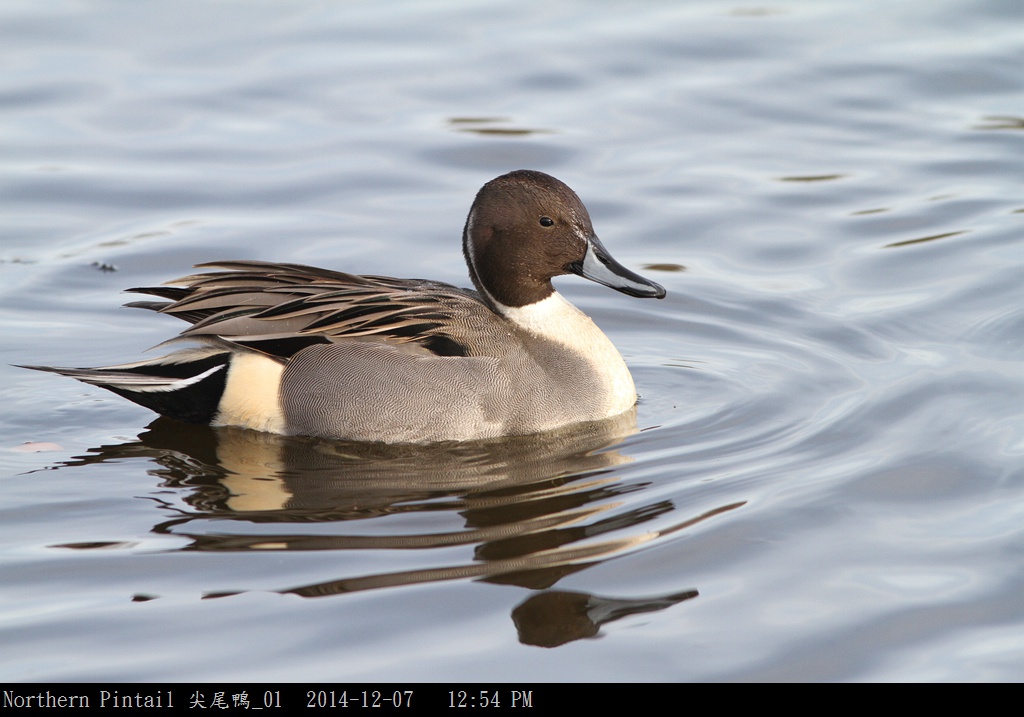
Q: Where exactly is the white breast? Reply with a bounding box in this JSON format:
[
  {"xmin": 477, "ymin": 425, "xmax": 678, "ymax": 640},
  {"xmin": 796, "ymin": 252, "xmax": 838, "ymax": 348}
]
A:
[{"xmin": 497, "ymin": 292, "xmax": 638, "ymax": 417}]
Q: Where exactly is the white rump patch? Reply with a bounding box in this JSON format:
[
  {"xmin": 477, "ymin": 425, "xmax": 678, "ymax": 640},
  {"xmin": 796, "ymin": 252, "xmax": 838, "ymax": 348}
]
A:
[{"xmin": 216, "ymin": 353, "xmax": 286, "ymax": 434}]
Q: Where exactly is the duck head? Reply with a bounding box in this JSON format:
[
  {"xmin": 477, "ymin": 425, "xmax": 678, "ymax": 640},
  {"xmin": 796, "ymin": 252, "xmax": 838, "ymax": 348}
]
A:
[{"xmin": 463, "ymin": 170, "xmax": 666, "ymax": 310}]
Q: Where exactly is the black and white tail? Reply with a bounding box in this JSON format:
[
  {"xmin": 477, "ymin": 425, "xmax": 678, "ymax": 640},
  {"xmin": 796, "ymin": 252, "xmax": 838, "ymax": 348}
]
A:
[{"xmin": 20, "ymin": 347, "xmax": 231, "ymax": 425}]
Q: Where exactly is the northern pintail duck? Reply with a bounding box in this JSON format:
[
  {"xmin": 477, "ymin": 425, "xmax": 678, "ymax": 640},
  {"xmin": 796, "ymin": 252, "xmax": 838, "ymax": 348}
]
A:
[{"xmin": 25, "ymin": 170, "xmax": 666, "ymax": 443}]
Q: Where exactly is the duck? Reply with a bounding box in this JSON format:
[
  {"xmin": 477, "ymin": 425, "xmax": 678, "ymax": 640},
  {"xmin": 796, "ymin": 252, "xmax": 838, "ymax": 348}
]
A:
[{"xmin": 24, "ymin": 170, "xmax": 666, "ymax": 443}]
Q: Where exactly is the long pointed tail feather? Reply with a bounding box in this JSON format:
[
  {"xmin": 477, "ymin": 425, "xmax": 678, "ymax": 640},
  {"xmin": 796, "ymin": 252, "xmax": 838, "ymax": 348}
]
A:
[{"xmin": 19, "ymin": 348, "xmax": 232, "ymax": 425}]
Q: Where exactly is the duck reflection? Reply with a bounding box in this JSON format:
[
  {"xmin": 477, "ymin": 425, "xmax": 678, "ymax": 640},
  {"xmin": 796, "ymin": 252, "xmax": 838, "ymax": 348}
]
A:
[
  {"xmin": 512, "ymin": 589, "xmax": 699, "ymax": 648},
  {"xmin": 60, "ymin": 412, "xmax": 743, "ymax": 646}
]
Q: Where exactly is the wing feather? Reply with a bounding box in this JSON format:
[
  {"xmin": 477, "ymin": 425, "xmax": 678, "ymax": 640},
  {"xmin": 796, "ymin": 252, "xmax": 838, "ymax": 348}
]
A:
[{"xmin": 126, "ymin": 260, "xmax": 501, "ymax": 359}]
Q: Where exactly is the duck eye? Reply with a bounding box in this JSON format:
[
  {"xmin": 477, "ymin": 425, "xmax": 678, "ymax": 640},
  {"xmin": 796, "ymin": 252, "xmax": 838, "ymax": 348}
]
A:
[{"xmin": 539, "ymin": 216, "xmax": 554, "ymax": 227}]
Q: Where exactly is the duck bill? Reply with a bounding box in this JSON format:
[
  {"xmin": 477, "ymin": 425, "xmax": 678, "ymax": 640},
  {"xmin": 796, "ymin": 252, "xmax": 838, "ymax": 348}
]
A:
[{"xmin": 570, "ymin": 236, "xmax": 666, "ymax": 299}]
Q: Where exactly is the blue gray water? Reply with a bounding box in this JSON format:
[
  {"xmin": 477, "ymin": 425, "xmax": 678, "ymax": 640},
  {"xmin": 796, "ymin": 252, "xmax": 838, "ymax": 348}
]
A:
[{"xmin": 2, "ymin": 0, "xmax": 1022, "ymax": 681}]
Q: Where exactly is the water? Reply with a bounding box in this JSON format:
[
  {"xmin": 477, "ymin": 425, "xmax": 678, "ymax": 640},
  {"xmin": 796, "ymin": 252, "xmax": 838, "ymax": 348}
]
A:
[{"xmin": 2, "ymin": 0, "xmax": 1022, "ymax": 682}]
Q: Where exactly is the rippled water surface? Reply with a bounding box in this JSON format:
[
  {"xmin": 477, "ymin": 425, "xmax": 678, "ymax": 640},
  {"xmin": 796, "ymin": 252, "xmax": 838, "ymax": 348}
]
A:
[{"xmin": 3, "ymin": 0, "xmax": 1023, "ymax": 682}]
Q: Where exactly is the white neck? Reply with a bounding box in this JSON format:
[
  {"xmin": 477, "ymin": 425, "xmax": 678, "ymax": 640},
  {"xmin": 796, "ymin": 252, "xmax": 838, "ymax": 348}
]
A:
[{"xmin": 496, "ymin": 292, "xmax": 638, "ymax": 416}]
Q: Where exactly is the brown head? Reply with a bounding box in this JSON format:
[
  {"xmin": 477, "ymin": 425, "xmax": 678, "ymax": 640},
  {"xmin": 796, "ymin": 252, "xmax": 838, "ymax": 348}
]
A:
[{"xmin": 463, "ymin": 170, "xmax": 665, "ymax": 309}]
